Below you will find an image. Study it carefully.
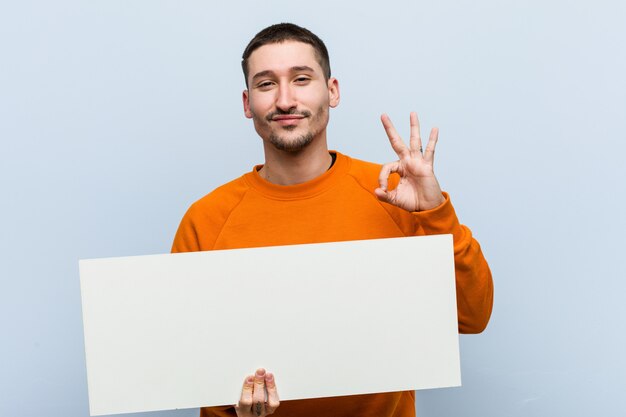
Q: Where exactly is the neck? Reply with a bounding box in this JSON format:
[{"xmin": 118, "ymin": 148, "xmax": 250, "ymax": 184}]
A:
[{"xmin": 259, "ymin": 136, "xmax": 332, "ymax": 185}]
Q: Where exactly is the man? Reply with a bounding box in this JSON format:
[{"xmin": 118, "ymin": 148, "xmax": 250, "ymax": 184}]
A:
[{"xmin": 172, "ymin": 23, "xmax": 493, "ymax": 417}]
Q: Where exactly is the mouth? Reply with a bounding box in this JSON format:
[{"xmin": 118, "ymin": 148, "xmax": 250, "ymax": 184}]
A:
[
  {"xmin": 271, "ymin": 114, "xmax": 307, "ymax": 126},
  {"xmin": 272, "ymin": 114, "xmax": 305, "ymax": 120},
  {"xmin": 267, "ymin": 109, "xmax": 311, "ymax": 121}
]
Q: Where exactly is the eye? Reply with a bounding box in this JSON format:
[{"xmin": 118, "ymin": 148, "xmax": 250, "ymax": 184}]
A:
[
  {"xmin": 294, "ymin": 76, "xmax": 311, "ymax": 84},
  {"xmin": 256, "ymin": 81, "xmax": 275, "ymax": 90}
]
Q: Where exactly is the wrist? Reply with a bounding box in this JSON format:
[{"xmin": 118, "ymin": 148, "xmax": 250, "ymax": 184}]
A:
[{"xmin": 416, "ymin": 193, "xmax": 446, "ymax": 212}]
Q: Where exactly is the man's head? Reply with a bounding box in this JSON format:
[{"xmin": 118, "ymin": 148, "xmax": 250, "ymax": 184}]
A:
[
  {"xmin": 242, "ymin": 23, "xmax": 331, "ymax": 88},
  {"xmin": 242, "ymin": 24, "xmax": 339, "ymax": 154}
]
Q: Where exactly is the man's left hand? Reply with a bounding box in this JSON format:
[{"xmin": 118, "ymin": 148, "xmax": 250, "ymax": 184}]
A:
[{"xmin": 375, "ymin": 112, "xmax": 445, "ymax": 212}]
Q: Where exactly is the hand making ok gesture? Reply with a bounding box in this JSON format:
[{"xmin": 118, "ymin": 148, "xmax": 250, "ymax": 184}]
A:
[{"xmin": 374, "ymin": 112, "xmax": 446, "ymax": 212}]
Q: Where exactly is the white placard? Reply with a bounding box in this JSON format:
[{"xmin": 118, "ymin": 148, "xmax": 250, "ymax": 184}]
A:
[{"xmin": 80, "ymin": 235, "xmax": 460, "ymax": 416}]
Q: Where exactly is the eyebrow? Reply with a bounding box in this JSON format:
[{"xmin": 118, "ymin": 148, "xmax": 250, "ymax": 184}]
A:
[{"xmin": 251, "ymin": 66, "xmax": 316, "ymax": 82}]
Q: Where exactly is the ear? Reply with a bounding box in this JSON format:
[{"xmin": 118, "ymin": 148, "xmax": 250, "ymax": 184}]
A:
[
  {"xmin": 328, "ymin": 77, "xmax": 340, "ymax": 108},
  {"xmin": 242, "ymin": 90, "xmax": 253, "ymax": 119}
]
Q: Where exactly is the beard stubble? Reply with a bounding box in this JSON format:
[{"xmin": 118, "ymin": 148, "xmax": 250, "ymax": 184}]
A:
[{"xmin": 263, "ymin": 105, "xmax": 328, "ymax": 153}]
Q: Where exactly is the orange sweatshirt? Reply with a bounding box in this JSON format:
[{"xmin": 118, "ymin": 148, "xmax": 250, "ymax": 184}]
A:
[{"xmin": 172, "ymin": 151, "xmax": 493, "ymax": 417}]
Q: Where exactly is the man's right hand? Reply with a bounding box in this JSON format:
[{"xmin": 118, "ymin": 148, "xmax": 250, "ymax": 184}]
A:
[{"xmin": 234, "ymin": 368, "xmax": 280, "ymax": 417}]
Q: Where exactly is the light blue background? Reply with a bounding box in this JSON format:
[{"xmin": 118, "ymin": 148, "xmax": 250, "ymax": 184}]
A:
[{"xmin": 1, "ymin": 1, "xmax": 625, "ymax": 416}]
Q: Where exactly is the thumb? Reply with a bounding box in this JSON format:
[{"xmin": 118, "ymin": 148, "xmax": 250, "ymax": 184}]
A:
[{"xmin": 374, "ymin": 187, "xmax": 392, "ymax": 204}]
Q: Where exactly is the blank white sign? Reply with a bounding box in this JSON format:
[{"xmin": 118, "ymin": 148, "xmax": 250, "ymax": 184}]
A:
[{"xmin": 79, "ymin": 235, "xmax": 460, "ymax": 416}]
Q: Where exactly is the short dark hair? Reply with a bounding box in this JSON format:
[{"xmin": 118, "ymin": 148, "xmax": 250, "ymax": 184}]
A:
[{"xmin": 241, "ymin": 23, "xmax": 331, "ymax": 87}]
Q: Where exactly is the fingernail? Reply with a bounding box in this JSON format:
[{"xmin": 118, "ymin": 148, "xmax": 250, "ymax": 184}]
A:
[
  {"xmin": 266, "ymin": 373, "xmax": 274, "ymax": 381},
  {"xmin": 256, "ymin": 369, "xmax": 266, "ymax": 377},
  {"xmin": 247, "ymin": 376, "xmax": 254, "ymax": 383}
]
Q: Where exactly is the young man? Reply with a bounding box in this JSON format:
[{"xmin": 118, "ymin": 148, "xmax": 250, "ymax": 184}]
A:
[{"xmin": 172, "ymin": 23, "xmax": 493, "ymax": 417}]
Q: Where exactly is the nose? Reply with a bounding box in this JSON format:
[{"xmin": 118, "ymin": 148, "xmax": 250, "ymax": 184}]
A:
[{"xmin": 275, "ymin": 83, "xmax": 297, "ymax": 112}]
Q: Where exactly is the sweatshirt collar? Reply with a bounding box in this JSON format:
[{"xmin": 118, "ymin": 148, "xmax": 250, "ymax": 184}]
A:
[{"xmin": 244, "ymin": 151, "xmax": 349, "ymax": 200}]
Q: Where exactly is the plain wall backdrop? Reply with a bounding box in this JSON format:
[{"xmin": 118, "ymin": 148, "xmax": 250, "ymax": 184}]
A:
[{"xmin": 1, "ymin": 1, "xmax": 625, "ymax": 416}]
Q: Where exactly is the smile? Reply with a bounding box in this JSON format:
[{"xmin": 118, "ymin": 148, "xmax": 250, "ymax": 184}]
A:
[
  {"xmin": 272, "ymin": 115, "xmax": 306, "ymax": 125},
  {"xmin": 272, "ymin": 115, "xmax": 305, "ymax": 120}
]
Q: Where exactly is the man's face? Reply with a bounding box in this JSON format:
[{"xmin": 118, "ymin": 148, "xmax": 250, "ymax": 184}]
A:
[{"xmin": 243, "ymin": 41, "xmax": 339, "ymax": 153}]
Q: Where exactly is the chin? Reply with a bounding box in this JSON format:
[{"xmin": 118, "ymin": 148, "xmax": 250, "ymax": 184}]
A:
[{"xmin": 269, "ymin": 131, "xmax": 314, "ymax": 152}]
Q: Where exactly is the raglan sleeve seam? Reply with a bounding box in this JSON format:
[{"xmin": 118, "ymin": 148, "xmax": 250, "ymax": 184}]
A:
[{"xmin": 210, "ymin": 189, "xmax": 251, "ymax": 250}]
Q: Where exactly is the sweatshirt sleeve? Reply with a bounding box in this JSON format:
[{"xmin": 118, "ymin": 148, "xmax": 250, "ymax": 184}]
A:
[
  {"xmin": 413, "ymin": 192, "xmax": 494, "ymax": 334},
  {"xmin": 171, "ymin": 208, "xmax": 201, "ymax": 253}
]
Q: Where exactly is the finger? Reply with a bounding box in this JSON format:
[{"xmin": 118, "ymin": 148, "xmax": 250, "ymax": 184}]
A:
[
  {"xmin": 236, "ymin": 375, "xmax": 254, "ymax": 413},
  {"xmin": 378, "ymin": 161, "xmax": 400, "ymax": 191},
  {"xmin": 265, "ymin": 372, "xmax": 280, "ymax": 415},
  {"xmin": 374, "ymin": 187, "xmax": 396, "ymax": 205},
  {"xmin": 252, "ymin": 369, "xmax": 266, "ymax": 416},
  {"xmin": 423, "ymin": 127, "xmax": 439, "ymax": 163},
  {"xmin": 409, "ymin": 112, "xmax": 423, "ymax": 154},
  {"xmin": 381, "ymin": 114, "xmax": 409, "ymax": 158}
]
